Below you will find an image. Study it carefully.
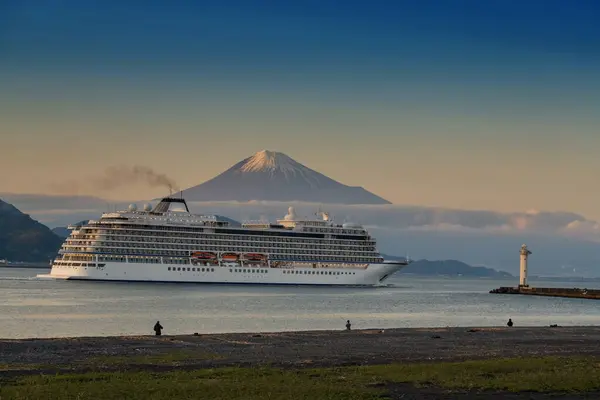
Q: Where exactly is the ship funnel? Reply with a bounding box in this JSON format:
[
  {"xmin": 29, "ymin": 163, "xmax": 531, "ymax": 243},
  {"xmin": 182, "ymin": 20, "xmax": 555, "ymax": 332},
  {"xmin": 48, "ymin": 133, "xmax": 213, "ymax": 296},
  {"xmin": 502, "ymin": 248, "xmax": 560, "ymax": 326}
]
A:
[{"xmin": 152, "ymin": 197, "xmax": 190, "ymax": 213}]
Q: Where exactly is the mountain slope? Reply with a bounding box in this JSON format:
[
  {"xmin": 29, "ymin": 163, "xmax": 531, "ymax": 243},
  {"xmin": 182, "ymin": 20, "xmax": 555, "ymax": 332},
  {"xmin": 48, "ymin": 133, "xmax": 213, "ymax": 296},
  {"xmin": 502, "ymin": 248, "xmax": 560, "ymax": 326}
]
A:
[
  {"xmin": 51, "ymin": 220, "xmax": 90, "ymax": 238},
  {"xmin": 175, "ymin": 150, "xmax": 390, "ymax": 204},
  {"xmin": 51, "ymin": 227, "xmax": 71, "ymax": 238},
  {"xmin": 0, "ymin": 199, "xmax": 63, "ymax": 262},
  {"xmin": 382, "ymin": 254, "xmax": 513, "ymax": 277}
]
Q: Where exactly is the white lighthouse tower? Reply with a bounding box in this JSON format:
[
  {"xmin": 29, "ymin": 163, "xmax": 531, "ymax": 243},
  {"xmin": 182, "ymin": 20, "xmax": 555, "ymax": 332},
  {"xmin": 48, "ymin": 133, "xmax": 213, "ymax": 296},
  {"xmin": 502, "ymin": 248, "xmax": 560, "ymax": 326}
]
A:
[{"xmin": 519, "ymin": 244, "xmax": 532, "ymax": 287}]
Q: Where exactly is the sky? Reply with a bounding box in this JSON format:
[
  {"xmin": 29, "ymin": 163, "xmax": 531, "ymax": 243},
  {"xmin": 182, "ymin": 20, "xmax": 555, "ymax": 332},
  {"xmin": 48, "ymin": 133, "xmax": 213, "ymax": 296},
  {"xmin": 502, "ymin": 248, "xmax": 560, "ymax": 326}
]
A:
[{"xmin": 2, "ymin": 0, "xmax": 600, "ymax": 218}]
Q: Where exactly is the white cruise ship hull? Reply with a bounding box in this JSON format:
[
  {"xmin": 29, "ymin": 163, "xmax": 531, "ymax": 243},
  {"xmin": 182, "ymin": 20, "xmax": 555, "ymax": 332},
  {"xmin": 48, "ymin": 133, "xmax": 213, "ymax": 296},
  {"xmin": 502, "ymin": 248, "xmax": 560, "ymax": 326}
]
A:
[{"xmin": 39, "ymin": 261, "xmax": 405, "ymax": 286}]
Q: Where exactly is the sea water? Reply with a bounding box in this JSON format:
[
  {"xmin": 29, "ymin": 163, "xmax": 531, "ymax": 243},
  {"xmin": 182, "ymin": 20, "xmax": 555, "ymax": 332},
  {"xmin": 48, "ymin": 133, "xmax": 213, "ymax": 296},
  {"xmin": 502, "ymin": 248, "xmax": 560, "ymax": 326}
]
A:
[{"xmin": 1, "ymin": 268, "xmax": 599, "ymax": 338}]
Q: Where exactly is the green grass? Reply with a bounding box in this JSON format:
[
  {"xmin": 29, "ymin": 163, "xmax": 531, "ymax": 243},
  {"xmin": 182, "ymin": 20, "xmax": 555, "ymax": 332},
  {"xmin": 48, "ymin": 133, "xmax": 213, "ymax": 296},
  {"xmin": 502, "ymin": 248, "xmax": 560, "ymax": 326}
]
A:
[
  {"xmin": 1, "ymin": 356, "xmax": 600, "ymax": 400},
  {"xmin": 0, "ymin": 364, "xmax": 45, "ymax": 372}
]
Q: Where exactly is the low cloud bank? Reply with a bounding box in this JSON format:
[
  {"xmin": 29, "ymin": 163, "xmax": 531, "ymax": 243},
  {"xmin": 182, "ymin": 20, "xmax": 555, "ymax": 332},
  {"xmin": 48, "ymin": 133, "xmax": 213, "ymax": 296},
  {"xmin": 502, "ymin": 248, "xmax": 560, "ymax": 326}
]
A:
[{"xmin": 1, "ymin": 193, "xmax": 598, "ymax": 242}]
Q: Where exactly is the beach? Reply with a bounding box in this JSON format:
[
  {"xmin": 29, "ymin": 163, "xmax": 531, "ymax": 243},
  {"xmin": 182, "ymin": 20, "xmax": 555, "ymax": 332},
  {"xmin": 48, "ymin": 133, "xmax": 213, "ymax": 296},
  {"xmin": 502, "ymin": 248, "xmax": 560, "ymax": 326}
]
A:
[
  {"xmin": 3, "ymin": 326, "xmax": 600, "ymax": 371},
  {"xmin": 2, "ymin": 326, "xmax": 600, "ymax": 399}
]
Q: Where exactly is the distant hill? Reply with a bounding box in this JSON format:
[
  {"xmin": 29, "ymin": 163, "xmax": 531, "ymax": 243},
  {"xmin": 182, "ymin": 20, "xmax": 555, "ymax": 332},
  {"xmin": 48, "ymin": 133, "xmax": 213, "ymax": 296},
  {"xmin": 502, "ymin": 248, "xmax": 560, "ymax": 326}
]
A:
[
  {"xmin": 382, "ymin": 254, "xmax": 513, "ymax": 277},
  {"xmin": 51, "ymin": 227, "xmax": 71, "ymax": 238},
  {"xmin": 174, "ymin": 150, "xmax": 390, "ymax": 204},
  {"xmin": 0, "ymin": 199, "xmax": 64, "ymax": 262},
  {"xmin": 51, "ymin": 220, "xmax": 90, "ymax": 238}
]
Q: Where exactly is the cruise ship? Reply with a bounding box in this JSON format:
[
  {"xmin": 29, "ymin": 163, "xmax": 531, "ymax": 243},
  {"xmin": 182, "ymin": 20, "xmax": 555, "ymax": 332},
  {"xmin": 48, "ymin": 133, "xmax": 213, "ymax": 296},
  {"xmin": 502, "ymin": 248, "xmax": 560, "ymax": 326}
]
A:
[{"xmin": 39, "ymin": 197, "xmax": 410, "ymax": 286}]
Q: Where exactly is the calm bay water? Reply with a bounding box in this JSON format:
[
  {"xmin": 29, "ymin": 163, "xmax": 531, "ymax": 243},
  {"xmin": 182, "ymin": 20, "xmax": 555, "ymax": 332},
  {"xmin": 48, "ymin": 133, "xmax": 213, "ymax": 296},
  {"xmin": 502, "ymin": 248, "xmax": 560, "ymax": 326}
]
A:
[{"xmin": 1, "ymin": 268, "xmax": 599, "ymax": 339}]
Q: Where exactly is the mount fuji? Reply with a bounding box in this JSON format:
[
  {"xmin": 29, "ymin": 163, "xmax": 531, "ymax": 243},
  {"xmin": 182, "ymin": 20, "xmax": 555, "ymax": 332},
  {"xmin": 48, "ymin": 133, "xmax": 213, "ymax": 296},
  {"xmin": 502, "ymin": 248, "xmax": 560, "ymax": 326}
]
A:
[{"xmin": 175, "ymin": 150, "xmax": 391, "ymax": 204}]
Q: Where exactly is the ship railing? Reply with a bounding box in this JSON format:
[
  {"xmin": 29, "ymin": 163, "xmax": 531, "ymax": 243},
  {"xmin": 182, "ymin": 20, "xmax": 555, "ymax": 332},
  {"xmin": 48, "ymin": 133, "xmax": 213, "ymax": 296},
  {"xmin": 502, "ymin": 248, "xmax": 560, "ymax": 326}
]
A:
[{"xmin": 242, "ymin": 220, "xmax": 271, "ymax": 227}]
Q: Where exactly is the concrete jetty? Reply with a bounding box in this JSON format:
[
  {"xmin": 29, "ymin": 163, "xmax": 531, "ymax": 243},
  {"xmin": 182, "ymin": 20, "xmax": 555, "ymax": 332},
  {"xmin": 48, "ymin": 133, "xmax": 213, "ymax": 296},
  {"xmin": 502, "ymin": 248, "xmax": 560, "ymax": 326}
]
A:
[
  {"xmin": 490, "ymin": 244, "xmax": 599, "ymax": 300},
  {"xmin": 490, "ymin": 286, "xmax": 600, "ymax": 299}
]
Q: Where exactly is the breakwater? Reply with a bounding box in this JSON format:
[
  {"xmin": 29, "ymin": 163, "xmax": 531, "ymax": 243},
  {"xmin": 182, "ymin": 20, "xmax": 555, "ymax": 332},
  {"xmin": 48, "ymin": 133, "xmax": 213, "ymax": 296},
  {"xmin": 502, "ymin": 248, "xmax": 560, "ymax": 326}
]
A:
[{"xmin": 490, "ymin": 286, "xmax": 600, "ymax": 300}]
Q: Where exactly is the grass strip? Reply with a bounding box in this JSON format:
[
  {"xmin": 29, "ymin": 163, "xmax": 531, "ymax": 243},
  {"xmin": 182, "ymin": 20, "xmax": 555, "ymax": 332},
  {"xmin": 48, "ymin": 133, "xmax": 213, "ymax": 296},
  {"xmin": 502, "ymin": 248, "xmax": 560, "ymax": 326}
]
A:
[{"xmin": 1, "ymin": 356, "xmax": 599, "ymax": 399}]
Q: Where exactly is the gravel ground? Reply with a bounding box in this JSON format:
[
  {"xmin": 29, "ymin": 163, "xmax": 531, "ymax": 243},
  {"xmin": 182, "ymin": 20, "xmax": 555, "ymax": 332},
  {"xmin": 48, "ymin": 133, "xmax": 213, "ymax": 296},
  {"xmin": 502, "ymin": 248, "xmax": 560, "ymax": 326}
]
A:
[
  {"xmin": 3, "ymin": 326, "xmax": 600, "ymax": 368},
  {"xmin": 2, "ymin": 326, "xmax": 600, "ymax": 399}
]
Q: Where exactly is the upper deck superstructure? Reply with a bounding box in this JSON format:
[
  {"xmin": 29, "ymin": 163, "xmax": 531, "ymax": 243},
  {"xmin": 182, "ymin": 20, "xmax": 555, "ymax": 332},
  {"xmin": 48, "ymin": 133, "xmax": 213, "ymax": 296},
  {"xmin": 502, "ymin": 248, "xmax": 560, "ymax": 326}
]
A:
[{"xmin": 41, "ymin": 197, "xmax": 408, "ymax": 286}]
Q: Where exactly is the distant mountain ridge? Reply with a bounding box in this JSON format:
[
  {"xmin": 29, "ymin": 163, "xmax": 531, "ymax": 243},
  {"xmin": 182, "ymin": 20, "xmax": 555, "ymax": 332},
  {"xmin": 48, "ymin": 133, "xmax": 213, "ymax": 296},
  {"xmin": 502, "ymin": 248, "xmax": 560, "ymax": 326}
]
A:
[
  {"xmin": 51, "ymin": 220, "xmax": 90, "ymax": 238},
  {"xmin": 174, "ymin": 150, "xmax": 390, "ymax": 204},
  {"xmin": 0, "ymin": 198, "xmax": 63, "ymax": 262},
  {"xmin": 51, "ymin": 227, "xmax": 71, "ymax": 238},
  {"xmin": 382, "ymin": 254, "xmax": 513, "ymax": 277}
]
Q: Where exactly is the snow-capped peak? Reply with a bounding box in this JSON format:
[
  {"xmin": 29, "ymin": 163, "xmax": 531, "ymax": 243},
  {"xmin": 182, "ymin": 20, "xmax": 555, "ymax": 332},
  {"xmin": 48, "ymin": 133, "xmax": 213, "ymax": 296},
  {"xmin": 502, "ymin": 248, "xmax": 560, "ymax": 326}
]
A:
[
  {"xmin": 240, "ymin": 150, "xmax": 300, "ymax": 174},
  {"xmin": 238, "ymin": 150, "xmax": 323, "ymax": 185},
  {"xmin": 176, "ymin": 149, "xmax": 391, "ymax": 204}
]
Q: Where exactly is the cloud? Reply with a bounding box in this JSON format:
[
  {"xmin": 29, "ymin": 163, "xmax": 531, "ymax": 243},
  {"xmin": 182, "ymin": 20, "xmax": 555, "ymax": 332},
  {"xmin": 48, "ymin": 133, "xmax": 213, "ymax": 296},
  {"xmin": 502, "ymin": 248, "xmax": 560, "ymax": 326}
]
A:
[
  {"xmin": 561, "ymin": 220, "xmax": 600, "ymax": 238},
  {"xmin": 2, "ymin": 193, "xmax": 599, "ymax": 243}
]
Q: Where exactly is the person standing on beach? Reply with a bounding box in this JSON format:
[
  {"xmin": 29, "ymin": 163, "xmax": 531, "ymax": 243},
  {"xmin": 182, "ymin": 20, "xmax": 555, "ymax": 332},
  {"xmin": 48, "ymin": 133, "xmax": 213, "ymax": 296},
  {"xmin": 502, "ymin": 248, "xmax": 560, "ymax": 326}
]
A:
[
  {"xmin": 154, "ymin": 321, "xmax": 163, "ymax": 336},
  {"xmin": 346, "ymin": 320, "xmax": 351, "ymax": 330},
  {"xmin": 507, "ymin": 318, "xmax": 513, "ymax": 327}
]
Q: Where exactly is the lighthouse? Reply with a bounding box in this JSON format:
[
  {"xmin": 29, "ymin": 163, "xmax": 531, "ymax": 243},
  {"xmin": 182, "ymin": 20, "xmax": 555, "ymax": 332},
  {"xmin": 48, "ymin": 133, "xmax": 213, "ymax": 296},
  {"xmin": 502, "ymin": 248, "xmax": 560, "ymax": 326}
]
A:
[{"xmin": 519, "ymin": 244, "xmax": 532, "ymax": 287}]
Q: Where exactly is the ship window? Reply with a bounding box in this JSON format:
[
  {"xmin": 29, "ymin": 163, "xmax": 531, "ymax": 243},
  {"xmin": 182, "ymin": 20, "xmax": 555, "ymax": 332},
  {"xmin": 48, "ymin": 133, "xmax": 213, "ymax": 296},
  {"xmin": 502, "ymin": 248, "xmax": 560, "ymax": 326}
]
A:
[
  {"xmin": 202, "ymin": 268, "xmax": 205, "ymax": 272},
  {"xmin": 177, "ymin": 267, "xmax": 181, "ymax": 271},
  {"xmin": 168, "ymin": 267, "xmax": 171, "ymax": 271},
  {"xmin": 211, "ymin": 268, "xmax": 214, "ymax": 272}
]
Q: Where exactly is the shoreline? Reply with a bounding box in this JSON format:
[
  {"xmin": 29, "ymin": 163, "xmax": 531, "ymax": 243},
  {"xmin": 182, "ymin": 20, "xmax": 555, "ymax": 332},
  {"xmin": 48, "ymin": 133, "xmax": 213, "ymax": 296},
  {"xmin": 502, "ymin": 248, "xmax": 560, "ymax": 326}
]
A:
[
  {"xmin": 4, "ymin": 326, "xmax": 600, "ymax": 399},
  {"xmin": 3, "ymin": 325, "xmax": 600, "ymax": 371},
  {"xmin": 3, "ymin": 324, "xmax": 600, "ymax": 341}
]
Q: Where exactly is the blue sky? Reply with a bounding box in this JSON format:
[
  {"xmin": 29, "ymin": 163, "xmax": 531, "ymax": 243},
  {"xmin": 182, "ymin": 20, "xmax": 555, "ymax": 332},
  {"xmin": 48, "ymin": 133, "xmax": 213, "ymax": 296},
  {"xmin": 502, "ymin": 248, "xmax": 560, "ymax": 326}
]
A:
[{"xmin": 2, "ymin": 0, "xmax": 600, "ymax": 218}]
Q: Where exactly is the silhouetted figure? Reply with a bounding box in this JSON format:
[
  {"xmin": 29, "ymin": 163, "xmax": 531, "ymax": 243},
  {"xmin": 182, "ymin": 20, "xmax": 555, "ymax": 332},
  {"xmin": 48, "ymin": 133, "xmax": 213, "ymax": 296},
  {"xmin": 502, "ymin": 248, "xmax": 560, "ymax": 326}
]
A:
[
  {"xmin": 507, "ymin": 318, "xmax": 513, "ymax": 327},
  {"xmin": 346, "ymin": 320, "xmax": 351, "ymax": 330},
  {"xmin": 154, "ymin": 321, "xmax": 163, "ymax": 336}
]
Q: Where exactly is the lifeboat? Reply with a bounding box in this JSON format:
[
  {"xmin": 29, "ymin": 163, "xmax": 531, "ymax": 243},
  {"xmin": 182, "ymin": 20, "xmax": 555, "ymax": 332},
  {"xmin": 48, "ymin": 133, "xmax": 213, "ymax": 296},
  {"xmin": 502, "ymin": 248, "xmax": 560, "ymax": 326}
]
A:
[
  {"xmin": 191, "ymin": 252, "xmax": 216, "ymax": 260},
  {"xmin": 221, "ymin": 253, "xmax": 239, "ymax": 262},
  {"xmin": 243, "ymin": 253, "xmax": 267, "ymax": 262}
]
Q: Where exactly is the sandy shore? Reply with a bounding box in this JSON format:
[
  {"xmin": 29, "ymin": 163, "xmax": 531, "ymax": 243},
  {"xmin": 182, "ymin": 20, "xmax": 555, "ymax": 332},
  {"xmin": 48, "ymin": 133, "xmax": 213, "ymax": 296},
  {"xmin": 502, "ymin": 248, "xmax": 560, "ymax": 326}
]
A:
[{"xmin": 3, "ymin": 326, "xmax": 600, "ymax": 374}]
